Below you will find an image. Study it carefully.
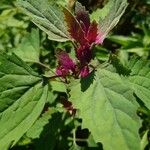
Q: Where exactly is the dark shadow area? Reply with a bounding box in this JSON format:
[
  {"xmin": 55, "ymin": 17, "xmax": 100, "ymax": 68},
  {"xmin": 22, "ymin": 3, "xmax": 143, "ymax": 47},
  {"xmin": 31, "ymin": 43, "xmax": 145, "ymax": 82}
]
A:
[
  {"xmin": 75, "ymin": 126, "xmax": 103, "ymax": 150},
  {"xmin": 32, "ymin": 113, "xmax": 73, "ymax": 150},
  {"xmin": 80, "ymin": 70, "xmax": 95, "ymax": 92}
]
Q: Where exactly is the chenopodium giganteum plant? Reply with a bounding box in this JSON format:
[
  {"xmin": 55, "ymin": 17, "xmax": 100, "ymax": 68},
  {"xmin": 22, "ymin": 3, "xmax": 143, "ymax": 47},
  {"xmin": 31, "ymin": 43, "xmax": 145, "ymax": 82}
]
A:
[{"xmin": 0, "ymin": 0, "xmax": 149, "ymax": 149}]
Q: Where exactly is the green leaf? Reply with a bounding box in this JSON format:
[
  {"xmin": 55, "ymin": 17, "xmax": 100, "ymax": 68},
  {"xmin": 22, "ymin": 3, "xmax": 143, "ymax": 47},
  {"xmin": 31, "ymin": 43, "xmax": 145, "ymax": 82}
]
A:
[
  {"xmin": 0, "ymin": 8, "xmax": 27, "ymax": 28},
  {"xmin": 26, "ymin": 108, "xmax": 56, "ymax": 139},
  {"xmin": 50, "ymin": 81, "xmax": 67, "ymax": 93},
  {"xmin": 12, "ymin": 29, "xmax": 40, "ymax": 62},
  {"xmin": 126, "ymin": 48, "xmax": 148, "ymax": 57},
  {"xmin": 17, "ymin": 0, "xmax": 69, "ymax": 42},
  {"xmin": 140, "ymin": 130, "xmax": 149, "ymax": 150},
  {"xmin": 70, "ymin": 68, "xmax": 140, "ymax": 150},
  {"xmin": 0, "ymin": 53, "xmax": 48, "ymax": 149},
  {"xmin": 69, "ymin": 145, "xmax": 83, "ymax": 150},
  {"xmin": 90, "ymin": 0, "xmax": 113, "ymax": 22},
  {"xmin": 47, "ymin": 90, "xmax": 57, "ymax": 104},
  {"xmin": 128, "ymin": 58, "xmax": 150, "ymax": 109},
  {"xmin": 49, "ymin": 0, "xmax": 69, "ymax": 7},
  {"xmin": 108, "ymin": 35, "xmax": 139, "ymax": 47},
  {"xmin": 32, "ymin": 112, "xmax": 70, "ymax": 150},
  {"xmin": 0, "ymin": 84, "xmax": 48, "ymax": 150},
  {"xmin": 110, "ymin": 54, "xmax": 131, "ymax": 76},
  {"xmin": 98, "ymin": 0, "xmax": 128, "ymax": 38}
]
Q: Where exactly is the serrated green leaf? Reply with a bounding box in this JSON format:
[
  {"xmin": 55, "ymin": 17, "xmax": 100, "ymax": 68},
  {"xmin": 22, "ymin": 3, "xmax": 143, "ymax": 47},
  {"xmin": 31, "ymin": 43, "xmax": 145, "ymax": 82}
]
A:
[
  {"xmin": 110, "ymin": 54, "xmax": 131, "ymax": 76},
  {"xmin": 12, "ymin": 29, "xmax": 40, "ymax": 62},
  {"xmin": 47, "ymin": 91, "xmax": 57, "ymax": 104},
  {"xmin": 128, "ymin": 58, "xmax": 150, "ymax": 109},
  {"xmin": 98, "ymin": 0, "xmax": 128, "ymax": 38},
  {"xmin": 0, "ymin": 83, "xmax": 48, "ymax": 150},
  {"xmin": 49, "ymin": 0, "xmax": 69, "ymax": 7},
  {"xmin": 0, "ymin": 53, "xmax": 48, "ymax": 149},
  {"xmin": 32, "ymin": 112, "xmax": 70, "ymax": 150},
  {"xmin": 26, "ymin": 108, "xmax": 56, "ymax": 139},
  {"xmin": 90, "ymin": 0, "xmax": 113, "ymax": 22},
  {"xmin": 70, "ymin": 68, "xmax": 140, "ymax": 150},
  {"xmin": 17, "ymin": 0, "xmax": 69, "ymax": 42}
]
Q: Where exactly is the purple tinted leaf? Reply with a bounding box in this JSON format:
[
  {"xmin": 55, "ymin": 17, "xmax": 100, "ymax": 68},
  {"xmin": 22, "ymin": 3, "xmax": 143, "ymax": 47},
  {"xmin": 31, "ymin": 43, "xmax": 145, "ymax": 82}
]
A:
[
  {"xmin": 63, "ymin": 7, "xmax": 87, "ymax": 45},
  {"xmin": 75, "ymin": 2, "xmax": 90, "ymax": 33},
  {"xmin": 95, "ymin": 31, "xmax": 106, "ymax": 44},
  {"xmin": 77, "ymin": 45, "xmax": 92, "ymax": 64},
  {"xmin": 87, "ymin": 20, "xmax": 98, "ymax": 44}
]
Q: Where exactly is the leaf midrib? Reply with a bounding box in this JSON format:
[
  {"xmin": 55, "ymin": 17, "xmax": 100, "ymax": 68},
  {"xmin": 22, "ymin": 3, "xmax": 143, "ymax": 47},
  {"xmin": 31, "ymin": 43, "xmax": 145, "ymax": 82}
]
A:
[{"xmin": 0, "ymin": 85, "xmax": 43, "ymax": 140}]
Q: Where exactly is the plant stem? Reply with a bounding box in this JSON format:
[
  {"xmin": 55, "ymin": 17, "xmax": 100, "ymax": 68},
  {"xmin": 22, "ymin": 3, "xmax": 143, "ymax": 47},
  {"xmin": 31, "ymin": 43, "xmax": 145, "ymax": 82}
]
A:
[
  {"xmin": 73, "ymin": 129, "xmax": 76, "ymax": 146},
  {"xmin": 27, "ymin": 60, "xmax": 57, "ymax": 75},
  {"xmin": 35, "ymin": 61, "xmax": 56, "ymax": 74},
  {"xmin": 68, "ymin": 137, "xmax": 87, "ymax": 142}
]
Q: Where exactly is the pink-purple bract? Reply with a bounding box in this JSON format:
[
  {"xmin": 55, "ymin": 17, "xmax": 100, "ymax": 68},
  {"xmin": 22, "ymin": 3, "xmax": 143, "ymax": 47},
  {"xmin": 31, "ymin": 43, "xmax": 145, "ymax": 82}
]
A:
[
  {"xmin": 56, "ymin": 2, "xmax": 106, "ymax": 78},
  {"xmin": 56, "ymin": 51, "xmax": 76, "ymax": 77}
]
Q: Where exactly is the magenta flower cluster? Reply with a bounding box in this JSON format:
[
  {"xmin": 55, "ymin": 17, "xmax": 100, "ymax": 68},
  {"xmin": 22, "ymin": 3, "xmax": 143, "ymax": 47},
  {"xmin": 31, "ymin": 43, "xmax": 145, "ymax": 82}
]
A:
[{"xmin": 56, "ymin": 2, "xmax": 104, "ymax": 78}]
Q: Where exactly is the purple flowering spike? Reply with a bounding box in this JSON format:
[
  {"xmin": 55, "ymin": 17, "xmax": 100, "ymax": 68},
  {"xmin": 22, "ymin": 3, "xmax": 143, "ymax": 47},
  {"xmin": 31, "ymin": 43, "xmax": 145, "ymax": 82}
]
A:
[
  {"xmin": 56, "ymin": 51, "xmax": 76, "ymax": 77},
  {"xmin": 56, "ymin": 66, "xmax": 70, "ymax": 77},
  {"xmin": 56, "ymin": 51, "xmax": 76, "ymax": 71},
  {"xmin": 63, "ymin": 2, "xmax": 102, "ymax": 48},
  {"xmin": 63, "ymin": 2, "xmax": 107, "ymax": 79},
  {"xmin": 56, "ymin": 66, "xmax": 63, "ymax": 76},
  {"xmin": 63, "ymin": 2, "xmax": 108, "ymax": 47},
  {"xmin": 80, "ymin": 66, "xmax": 90, "ymax": 78}
]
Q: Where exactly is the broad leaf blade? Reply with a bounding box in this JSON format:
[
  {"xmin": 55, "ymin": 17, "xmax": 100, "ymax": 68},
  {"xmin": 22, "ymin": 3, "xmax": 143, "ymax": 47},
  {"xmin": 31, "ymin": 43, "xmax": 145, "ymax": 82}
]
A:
[
  {"xmin": 98, "ymin": 0, "xmax": 128, "ymax": 39},
  {"xmin": 128, "ymin": 58, "xmax": 150, "ymax": 109},
  {"xmin": 110, "ymin": 54, "xmax": 131, "ymax": 76},
  {"xmin": 0, "ymin": 54, "xmax": 48, "ymax": 149},
  {"xmin": 17, "ymin": 0, "xmax": 70, "ymax": 42},
  {"xmin": 70, "ymin": 68, "xmax": 140, "ymax": 150},
  {"xmin": 0, "ymin": 84, "xmax": 48, "ymax": 149},
  {"xmin": 32, "ymin": 112, "xmax": 69, "ymax": 150},
  {"xmin": 0, "ymin": 53, "xmax": 40, "ymax": 77},
  {"xmin": 90, "ymin": 0, "xmax": 113, "ymax": 22},
  {"xmin": 26, "ymin": 108, "xmax": 56, "ymax": 139},
  {"xmin": 140, "ymin": 130, "xmax": 149, "ymax": 150},
  {"xmin": 63, "ymin": 7, "xmax": 86, "ymax": 45}
]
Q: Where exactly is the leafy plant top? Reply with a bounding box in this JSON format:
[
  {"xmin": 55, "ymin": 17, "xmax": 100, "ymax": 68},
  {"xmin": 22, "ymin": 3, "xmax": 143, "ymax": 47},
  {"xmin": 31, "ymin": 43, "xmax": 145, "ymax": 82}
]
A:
[{"xmin": 0, "ymin": 0, "xmax": 149, "ymax": 150}]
